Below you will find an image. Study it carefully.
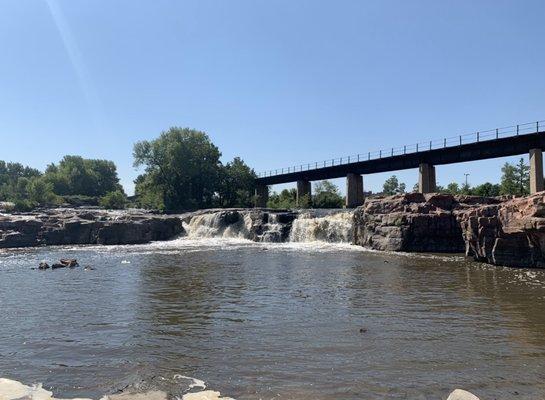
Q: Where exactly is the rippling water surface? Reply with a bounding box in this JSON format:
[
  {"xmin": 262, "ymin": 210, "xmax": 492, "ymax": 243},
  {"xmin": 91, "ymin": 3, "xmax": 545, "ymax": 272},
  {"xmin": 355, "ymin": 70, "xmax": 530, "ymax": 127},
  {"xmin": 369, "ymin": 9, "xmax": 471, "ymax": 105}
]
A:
[{"xmin": 2, "ymin": 239, "xmax": 545, "ymax": 399}]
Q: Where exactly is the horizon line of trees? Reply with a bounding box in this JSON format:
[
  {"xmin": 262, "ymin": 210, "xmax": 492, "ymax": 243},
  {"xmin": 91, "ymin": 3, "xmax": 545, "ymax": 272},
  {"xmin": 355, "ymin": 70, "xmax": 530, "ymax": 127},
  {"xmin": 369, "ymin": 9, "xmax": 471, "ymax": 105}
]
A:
[
  {"xmin": 379, "ymin": 157, "xmax": 530, "ymax": 197},
  {"xmin": 266, "ymin": 157, "xmax": 533, "ymax": 209},
  {"xmin": 0, "ymin": 156, "xmax": 127, "ymax": 211},
  {"xmin": 1, "ymin": 127, "xmax": 259, "ymax": 212},
  {"xmin": 0, "ymin": 125, "xmax": 537, "ymax": 213}
]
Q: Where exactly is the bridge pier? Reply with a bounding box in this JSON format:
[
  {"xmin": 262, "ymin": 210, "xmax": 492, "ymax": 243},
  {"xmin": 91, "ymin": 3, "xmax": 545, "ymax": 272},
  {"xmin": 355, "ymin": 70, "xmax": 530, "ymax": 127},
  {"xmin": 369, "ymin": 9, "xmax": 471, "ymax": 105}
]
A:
[
  {"xmin": 346, "ymin": 173, "xmax": 364, "ymax": 208},
  {"xmin": 254, "ymin": 184, "xmax": 268, "ymax": 208},
  {"xmin": 296, "ymin": 180, "xmax": 311, "ymax": 207},
  {"xmin": 530, "ymin": 148, "xmax": 544, "ymax": 194},
  {"xmin": 418, "ymin": 163, "xmax": 436, "ymax": 193}
]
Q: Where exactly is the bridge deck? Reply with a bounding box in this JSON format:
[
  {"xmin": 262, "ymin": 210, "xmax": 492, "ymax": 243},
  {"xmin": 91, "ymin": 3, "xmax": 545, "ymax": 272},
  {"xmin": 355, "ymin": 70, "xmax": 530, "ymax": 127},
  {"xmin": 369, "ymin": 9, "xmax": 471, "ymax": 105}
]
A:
[{"xmin": 256, "ymin": 123, "xmax": 545, "ymax": 186}]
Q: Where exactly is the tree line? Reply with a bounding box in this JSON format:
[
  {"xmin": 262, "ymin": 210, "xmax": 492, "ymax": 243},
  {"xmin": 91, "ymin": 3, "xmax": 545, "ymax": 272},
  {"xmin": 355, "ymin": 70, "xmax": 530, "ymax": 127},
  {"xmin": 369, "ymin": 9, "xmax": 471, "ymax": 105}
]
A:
[
  {"xmin": 266, "ymin": 157, "xmax": 533, "ymax": 209},
  {"xmin": 0, "ymin": 127, "xmax": 258, "ymax": 212},
  {"xmin": 0, "ymin": 125, "xmax": 536, "ymax": 212},
  {"xmin": 380, "ymin": 158, "xmax": 531, "ymax": 197},
  {"xmin": 0, "ymin": 156, "xmax": 126, "ymax": 211}
]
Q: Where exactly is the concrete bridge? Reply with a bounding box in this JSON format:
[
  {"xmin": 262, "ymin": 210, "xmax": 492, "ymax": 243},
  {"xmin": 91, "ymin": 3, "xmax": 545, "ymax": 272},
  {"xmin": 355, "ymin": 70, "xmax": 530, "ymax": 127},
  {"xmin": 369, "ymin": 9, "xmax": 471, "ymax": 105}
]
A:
[{"xmin": 254, "ymin": 120, "xmax": 545, "ymax": 207}]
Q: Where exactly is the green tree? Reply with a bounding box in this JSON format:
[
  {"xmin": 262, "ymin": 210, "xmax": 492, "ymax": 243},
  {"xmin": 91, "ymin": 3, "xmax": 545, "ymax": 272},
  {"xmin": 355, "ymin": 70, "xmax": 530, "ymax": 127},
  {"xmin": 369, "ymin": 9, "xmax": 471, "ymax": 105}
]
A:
[
  {"xmin": 383, "ymin": 175, "xmax": 406, "ymax": 195},
  {"xmin": 313, "ymin": 180, "xmax": 343, "ymax": 208},
  {"xmin": 500, "ymin": 158, "xmax": 529, "ymax": 195},
  {"xmin": 99, "ymin": 190, "xmax": 127, "ymax": 209},
  {"xmin": 443, "ymin": 182, "xmax": 461, "ymax": 195},
  {"xmin": 217, "ymin": 157, "xmax": 257, "ymax": 207},
  {"xmin": 44, "ymin": 156, "xmax": 123, "ymax": 197},
  {"xmin": 27, "ymin": 177, "xmax": 57, "ymax": 205},
  {"xmin": 267, "ymin": 188, "xmax": 297, "ymax": 209},
  {"xmin": 460, "ymin": 182, "xmax": 472, "ymax": 195},
  {"xmin": 133, "ymin": 127, "xmax": 222, "ymax": 211},
  {"xmin": 134, "ymin": 173, "xmax": 165, "ymax": 210},
  {"xmin": 473, "ymin": 182, "xmax": 500, "ymax": 197},
  {"xmin": 0, "ymin": 161, "xmax": 41, "ymax": 201},
  {"xmin": 297, "ymin": 194, "xmax": 312, "ymax": 209}
]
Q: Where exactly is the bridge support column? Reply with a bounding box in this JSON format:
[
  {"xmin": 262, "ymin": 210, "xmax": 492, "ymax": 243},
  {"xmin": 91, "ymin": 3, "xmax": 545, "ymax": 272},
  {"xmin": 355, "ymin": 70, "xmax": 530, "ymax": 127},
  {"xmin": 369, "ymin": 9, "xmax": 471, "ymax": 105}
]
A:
[
  {"xmin": 296, "ymin": 180, "xmax": 311, "ymax": 207},
  {"xmin": 346, "ymin": 173, "xmax": 364, "ymax": 208},
  {"xmin": 418, "ymin": 163, "xmax": 436, "ymax": 194},
  {"xmin": 254, "ymin": 184, "xmax": 268, "ymax": 208},
  {"xmin": 530, "ymin": 148, "xmax": 544, "ymax": 194}
]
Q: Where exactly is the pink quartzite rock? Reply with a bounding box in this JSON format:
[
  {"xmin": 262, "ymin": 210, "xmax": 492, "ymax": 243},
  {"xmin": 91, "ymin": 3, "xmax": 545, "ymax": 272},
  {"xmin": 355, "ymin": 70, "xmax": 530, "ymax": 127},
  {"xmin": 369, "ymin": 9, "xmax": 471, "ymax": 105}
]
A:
[
  {"xmin": 459, "ymin": 192, "xmax": 545, "ymax": 268},
  {"xmin": 353, "ymin": 193, "xmax": 502, "ymax": 254}
]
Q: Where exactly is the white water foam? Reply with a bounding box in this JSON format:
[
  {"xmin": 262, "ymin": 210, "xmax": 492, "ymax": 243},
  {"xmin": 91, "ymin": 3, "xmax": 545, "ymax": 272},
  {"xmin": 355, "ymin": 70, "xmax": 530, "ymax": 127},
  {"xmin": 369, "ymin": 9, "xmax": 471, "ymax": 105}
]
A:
[
  {"xmin": 182, "ymin": 213, "xmax": 253, "ymax": 240},
  {"xmin": 173, "ymin": 375, "xmax": 206, "ymax": 390},
  {"xmin": 182, "ymin": 209, "xmax": 354, "ymax": 244},
  {"xmin": 289, "ymin": 211, "xmax": 353, "ymax": 243}
]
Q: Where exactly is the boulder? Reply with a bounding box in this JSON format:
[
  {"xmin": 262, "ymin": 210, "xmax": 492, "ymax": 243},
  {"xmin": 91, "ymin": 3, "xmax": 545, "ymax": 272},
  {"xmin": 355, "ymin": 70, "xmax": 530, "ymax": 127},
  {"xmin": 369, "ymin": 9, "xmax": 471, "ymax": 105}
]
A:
[
  {"xmin": 59, "ymin": 258, "xmax": 78, "ymax": 267},
  {"xmin": 38, "ymin": 261, "xmax": 49, "ymax": 270},
  {"xmin": 446, "ymin": 389, "xmax": 480, "ymax": 400}
]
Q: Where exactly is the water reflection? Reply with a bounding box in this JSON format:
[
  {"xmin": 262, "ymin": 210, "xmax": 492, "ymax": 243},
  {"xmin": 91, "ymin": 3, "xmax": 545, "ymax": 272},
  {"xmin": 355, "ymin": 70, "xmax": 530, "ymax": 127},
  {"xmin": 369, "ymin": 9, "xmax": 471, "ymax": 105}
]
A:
[{"xmin": 1, "ymin": 243, "xmax": 545, "ymax": 399}]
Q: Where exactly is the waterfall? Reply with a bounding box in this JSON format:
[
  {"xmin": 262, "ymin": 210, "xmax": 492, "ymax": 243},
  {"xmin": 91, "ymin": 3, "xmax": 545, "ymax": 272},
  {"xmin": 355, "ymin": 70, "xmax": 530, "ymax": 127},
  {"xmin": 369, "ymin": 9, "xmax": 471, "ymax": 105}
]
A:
[
  {"xmin": 183, "ymin": 211, "xmax": 252, "ymax": 239},
  {"xmin": 289, "ymin": 211, "xmax": 353, "ymax": 243},
  {"xmin": 181, "ymin": 209, "xmax": 354, "ymax": 244}
]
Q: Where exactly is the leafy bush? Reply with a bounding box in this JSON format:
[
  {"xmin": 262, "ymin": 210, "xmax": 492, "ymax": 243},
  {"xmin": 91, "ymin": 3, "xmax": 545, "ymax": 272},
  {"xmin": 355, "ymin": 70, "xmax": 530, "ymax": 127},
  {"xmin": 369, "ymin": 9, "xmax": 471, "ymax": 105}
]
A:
[
  {"xmin": 313, "ymin": 180, "xmax": 343, "ymax": 208},
  {"xmin": 12, "ymin": 199, "xmax": 36, "ymax": 212},
  {"xmin": 27, "ymin": 177, "xmax": 58, "ymax": 205},
  {"xmin": 267, "ymin": 188, "xmax": 297, "ymax": 209},
  {"xmin": 99, "ymin": 190, "xmax": 127, "ymax": 209}
]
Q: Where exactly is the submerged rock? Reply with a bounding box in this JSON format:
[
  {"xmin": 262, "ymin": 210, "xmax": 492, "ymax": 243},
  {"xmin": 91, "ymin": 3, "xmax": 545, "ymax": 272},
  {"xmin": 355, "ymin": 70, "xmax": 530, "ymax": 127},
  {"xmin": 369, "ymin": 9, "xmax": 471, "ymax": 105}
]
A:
[
  {"xmin": 38, "ymin": 262, "xmax": 49, "ymax": 270},
  {"xmin": 103, "ymin": 391, "xmax": 168, "ymax": 400},
  {"xmin": 60, "ymin": 258, "xmax": 79, "ymax": 268}
]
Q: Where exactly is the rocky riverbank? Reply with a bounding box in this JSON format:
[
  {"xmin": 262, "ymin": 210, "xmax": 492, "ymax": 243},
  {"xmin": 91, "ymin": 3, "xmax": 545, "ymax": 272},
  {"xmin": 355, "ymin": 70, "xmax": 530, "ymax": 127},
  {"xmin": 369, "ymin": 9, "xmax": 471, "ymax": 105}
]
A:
[
  {"xmin": 352, "ymin": 192, "xmax": 504, "ymax": 253},
  {"xmin": 2, "ymin": 192, "xmax": 545, "ymax": 268},
  {"xmin": 459, "ymin": 192, "xmax": 545, "ymax": 268},
  {"xmin": 0, "ymin": 208, "xmax": 184, "ymax": 248},
  {"xmin": 354, "ymin": 192, "xmax": 545, "ymax": 268}
]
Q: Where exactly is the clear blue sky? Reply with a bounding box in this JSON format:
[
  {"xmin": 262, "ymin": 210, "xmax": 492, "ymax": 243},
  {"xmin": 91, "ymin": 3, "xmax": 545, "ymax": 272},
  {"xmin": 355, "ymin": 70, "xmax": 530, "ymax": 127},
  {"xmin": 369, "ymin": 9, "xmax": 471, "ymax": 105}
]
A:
[{"xmin": 1, "ymin": 0, "xmax": 544, "ymax": 195}]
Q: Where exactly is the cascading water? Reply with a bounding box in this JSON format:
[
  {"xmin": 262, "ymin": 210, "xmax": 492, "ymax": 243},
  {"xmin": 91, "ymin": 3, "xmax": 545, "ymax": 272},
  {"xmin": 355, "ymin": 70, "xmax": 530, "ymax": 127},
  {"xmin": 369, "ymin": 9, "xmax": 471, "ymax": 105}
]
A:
[
  {"xmin": 181, "ymin": 209, "xmax": 354, "ymax": 244},
  {"xmin": 183, "ymin": 211, "xmax": 253, "ymax": 239},
  {"xmin": 288, "ymin": 211, "xmax": 353, "ymax": 243}
]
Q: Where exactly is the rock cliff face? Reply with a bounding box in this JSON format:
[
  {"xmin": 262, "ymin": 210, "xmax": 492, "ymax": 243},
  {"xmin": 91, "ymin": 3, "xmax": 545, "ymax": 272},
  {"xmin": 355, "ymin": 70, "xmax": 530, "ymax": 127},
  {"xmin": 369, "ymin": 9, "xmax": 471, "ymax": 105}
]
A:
[
  {"xmin": 459, "ymin": 192, "xmax": 545, "ymax": 268},
  {"xmin": 0, "ymin": 209, "xmax": 184, "ymax": 248},
  {"xmin": 4, "ymin": 193, "xmax": 545, "ymax": 269},
  {"xmin": 353, "ymin": 193, "xmax": 501, "ymax": 253}
]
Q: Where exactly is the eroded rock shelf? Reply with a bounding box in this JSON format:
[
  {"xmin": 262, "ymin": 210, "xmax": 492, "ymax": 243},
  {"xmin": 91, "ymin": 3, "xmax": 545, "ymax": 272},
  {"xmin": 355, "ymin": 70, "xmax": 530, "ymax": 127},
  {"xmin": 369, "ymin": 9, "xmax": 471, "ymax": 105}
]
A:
[{"xmin": 2, "ymin": 192, "xmax": 545, "ymax": 269}]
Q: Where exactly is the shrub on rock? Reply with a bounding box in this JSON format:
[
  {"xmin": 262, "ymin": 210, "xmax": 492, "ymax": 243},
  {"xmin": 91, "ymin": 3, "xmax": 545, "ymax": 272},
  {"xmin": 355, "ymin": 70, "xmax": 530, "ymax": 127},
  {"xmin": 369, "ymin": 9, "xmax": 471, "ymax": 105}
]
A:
[{"xmin": 100, "ymin": 190, "xmax": 127, "ymax": 210}]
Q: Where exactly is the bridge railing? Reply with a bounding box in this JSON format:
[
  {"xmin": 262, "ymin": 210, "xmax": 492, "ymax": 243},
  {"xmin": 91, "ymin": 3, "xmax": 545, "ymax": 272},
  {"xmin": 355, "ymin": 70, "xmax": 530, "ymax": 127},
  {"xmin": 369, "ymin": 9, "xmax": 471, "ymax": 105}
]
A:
[{"xmin": 257, "ymin": 120, "xmax": 544, "ymax": 178}]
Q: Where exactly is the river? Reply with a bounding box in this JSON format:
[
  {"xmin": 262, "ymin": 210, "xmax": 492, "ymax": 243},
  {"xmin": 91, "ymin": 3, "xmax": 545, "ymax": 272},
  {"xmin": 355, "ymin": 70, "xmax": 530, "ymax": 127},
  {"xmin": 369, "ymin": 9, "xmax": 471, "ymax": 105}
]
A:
[{"xmin": 1, "ymin": 212, "xmax": 545, "ymax": 399}]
